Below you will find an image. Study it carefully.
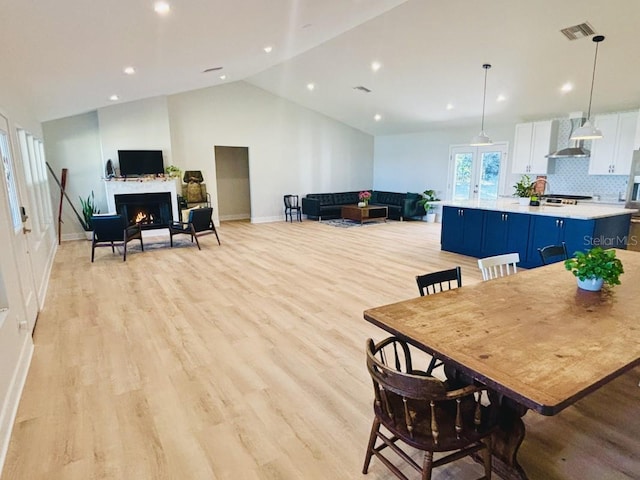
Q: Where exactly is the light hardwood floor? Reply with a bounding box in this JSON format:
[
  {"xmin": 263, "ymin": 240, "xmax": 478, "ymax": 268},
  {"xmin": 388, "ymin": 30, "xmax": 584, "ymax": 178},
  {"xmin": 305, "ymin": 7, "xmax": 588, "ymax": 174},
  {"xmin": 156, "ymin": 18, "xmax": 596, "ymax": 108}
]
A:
[{"xmin": 2, "ymin": 220, "xmax": 638, "ymax": 479}]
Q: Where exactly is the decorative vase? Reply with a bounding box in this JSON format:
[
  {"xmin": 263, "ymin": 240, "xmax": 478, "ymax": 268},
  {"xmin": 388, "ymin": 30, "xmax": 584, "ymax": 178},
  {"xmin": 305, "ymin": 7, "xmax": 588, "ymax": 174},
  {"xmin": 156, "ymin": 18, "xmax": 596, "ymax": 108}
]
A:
[
  {"xmin": 518, "ymin": 197, "xmax": 530, "ymax": 206},
  {"xmin": 425, "ymin": 212, "xmax": 436, "ymax": 223},
  {"xmin": 577, "ymin": 277, "xmax": 604, "ymax": 291},
  {"xmin": 358, "ymin": 201, "xmax": 366, "ymax": 207}
]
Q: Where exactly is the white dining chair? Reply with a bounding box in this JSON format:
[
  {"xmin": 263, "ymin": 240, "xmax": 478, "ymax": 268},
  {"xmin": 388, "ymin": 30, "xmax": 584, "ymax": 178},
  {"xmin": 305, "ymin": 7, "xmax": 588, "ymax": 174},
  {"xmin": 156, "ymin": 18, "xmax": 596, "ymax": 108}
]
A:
[{"xmin": 477, "ymin": 253, "xmax": 520, "ymax": 281}]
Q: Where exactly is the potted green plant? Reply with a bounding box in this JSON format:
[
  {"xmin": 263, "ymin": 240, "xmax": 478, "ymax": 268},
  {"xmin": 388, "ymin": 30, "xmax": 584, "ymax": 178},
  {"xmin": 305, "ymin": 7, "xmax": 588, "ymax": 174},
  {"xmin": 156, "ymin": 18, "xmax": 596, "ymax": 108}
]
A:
[
  {"xmin": 564, "ymin": 247, "xmax": 624, "ymax": 291},
  {"xmin": 513, "ymin": 175, "xmax": 534, "ymax": 205},
  {"xmin": 165, "ymin": 165, "xmax": 181, "ymax": 178},
  {"xmin": 79, "ymin": 191, "xmax": 100, "ymax": 238},
  {"xmin": 417, "ymin": 189, "xmax": 440, "ymax": 222}
]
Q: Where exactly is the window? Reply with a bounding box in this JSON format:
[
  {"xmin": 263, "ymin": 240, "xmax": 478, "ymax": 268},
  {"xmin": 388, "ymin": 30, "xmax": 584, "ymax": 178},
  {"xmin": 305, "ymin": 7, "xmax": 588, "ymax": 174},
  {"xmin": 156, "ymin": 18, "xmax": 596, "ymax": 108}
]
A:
[{"xmin": 0, "ymin": 129, "xmax": 22, "ymax": 231}]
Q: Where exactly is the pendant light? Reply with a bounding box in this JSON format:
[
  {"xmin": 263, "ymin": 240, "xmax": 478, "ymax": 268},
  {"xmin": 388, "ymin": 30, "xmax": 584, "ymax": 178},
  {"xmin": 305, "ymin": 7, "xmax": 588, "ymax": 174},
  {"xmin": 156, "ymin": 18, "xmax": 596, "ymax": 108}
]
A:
[
  {"xmin": 470, "ymin": 63, "xmax": 492, "ymax": 146},
  {"xmin": 571, "ymin": 35, "xmax": 605, "ymax": 140}
]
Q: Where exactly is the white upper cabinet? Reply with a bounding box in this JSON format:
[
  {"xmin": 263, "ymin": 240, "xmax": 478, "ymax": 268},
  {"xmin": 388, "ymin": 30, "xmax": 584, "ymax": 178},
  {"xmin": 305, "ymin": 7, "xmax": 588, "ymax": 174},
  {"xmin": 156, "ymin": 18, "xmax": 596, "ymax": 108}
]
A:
[
  {"xmin": 588, "ymin": 111, "xmax": 639, "ymax": 175},
  {"xmin": 511, "ymin": 120, "xmax": 558, "ymax": 174}
]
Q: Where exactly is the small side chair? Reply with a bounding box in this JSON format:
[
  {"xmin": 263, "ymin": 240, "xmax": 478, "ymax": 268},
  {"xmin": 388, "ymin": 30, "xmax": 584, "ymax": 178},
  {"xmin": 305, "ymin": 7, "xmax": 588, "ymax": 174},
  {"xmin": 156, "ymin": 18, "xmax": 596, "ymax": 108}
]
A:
[
  {"xmin": 169, "ymin": 207, "xmax": 220, "ymax": 250},
  {"xmin": 283, "ymin": 194, "xmax": 302, "ymax": 222},
  {"xmin": 416, "ymin": 266, "xmax": 462, "ymax": 296},
  {"xmin": 91, "ymin": 214, "xmax": 143, "ymax": 262}
]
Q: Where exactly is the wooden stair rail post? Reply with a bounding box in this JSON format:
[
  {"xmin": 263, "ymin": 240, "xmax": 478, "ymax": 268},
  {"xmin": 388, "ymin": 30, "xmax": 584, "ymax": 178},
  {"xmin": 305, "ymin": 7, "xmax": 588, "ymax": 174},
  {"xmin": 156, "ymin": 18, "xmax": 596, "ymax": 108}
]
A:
[
  {"xmin": 57, "ymin": 168, "xmax": 68, "ymax": 245},
  {"xmin": 45, "ymin": 162, "xmax": 89, "ymax": 233}
]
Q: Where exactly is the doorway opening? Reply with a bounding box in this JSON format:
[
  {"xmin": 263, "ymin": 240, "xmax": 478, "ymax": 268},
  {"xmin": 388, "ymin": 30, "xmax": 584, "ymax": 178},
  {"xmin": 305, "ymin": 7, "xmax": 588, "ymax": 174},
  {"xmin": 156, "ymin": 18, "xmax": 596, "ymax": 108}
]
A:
[{"xmin": 214, "ymin": 146, "xmax": 250, "ymax": 221}]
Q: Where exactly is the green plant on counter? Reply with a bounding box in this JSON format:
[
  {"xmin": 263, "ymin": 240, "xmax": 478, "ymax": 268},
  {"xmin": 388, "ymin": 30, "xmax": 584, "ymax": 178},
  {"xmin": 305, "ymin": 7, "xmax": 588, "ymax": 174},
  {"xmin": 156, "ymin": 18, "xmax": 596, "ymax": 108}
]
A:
[
  {"xmin": 79, "ymin": 191, "xmax": 100, "ymax": 231},
  {"xmin": 564, "ymin": 247, "xmax": 624, "ymax": 286},
  {"xmin": 165, "ymin": 165, "xmax": 181, "ymax": 178},
  {"xmin": 417, "ymin": 189, "xmax": 440, "ymax": 212},
  {"xmin": 513, "ymin": 175, "xmax": 534, "ymax": 198}
]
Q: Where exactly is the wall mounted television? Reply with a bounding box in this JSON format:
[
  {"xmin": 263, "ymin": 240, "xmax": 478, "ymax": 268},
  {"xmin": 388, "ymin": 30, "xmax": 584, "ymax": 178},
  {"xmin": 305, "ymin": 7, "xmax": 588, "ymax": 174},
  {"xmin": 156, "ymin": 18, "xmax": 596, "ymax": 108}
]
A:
[{"xmin": 118, "ymin": 150, "xmax": 164, "ymax": 176}]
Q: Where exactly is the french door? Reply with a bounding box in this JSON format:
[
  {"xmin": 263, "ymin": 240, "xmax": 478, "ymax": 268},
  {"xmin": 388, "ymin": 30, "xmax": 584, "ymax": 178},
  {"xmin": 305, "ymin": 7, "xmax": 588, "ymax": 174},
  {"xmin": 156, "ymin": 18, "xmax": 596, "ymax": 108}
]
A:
[
  {"xmin": 449, "ymin": 143, "xmax": 508, "ymax": 201},
  {"xmin": 0, "ymin": 115, "xmax": 38, "ymax": 333}
]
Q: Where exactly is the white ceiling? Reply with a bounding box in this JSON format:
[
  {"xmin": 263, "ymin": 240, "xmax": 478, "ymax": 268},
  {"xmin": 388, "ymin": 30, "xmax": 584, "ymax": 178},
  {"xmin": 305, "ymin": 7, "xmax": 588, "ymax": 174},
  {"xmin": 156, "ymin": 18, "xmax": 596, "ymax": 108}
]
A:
[{"xmin": 2, "ymin": 0, "xmax": 639, "ymax": 136}]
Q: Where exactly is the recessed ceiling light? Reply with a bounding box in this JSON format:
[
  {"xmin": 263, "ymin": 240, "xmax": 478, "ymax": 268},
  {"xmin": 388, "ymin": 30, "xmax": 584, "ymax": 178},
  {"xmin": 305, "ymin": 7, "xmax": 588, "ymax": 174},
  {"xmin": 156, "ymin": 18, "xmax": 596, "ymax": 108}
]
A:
[
  {"xmin": 496, "ymin": 94, "xmax": 507, "ymax": 102},
  {"xmin": 123, "ymin": 66, "xmax": 135, "ymax": 75},
  {"xmin": 446, "ymin": 103, "xmax": 454, "ymax": 110},
  {"xmin": 374, "ymin": 114, "xmax": 382, "ymax": 121},
  {"xmin": 263, "ymin": 46, "xmax": 273, "ymax": 53},
  {"xmin": 371, "ymin": 61, "xmax": 382, "ymax": 72},
  {"xmin": 307, "ymin": 83, "xmax": 315, "ymax": 91},
  {"xmin": 219, "ymin": 74, "xmax": 227, "ymax": 80},
  {"xmin": 154, "ymin": 1, "xmax": 170, "ymax": 15},
  {"xmin": 561, "ymin": 82, "xmax": 573, "ymax": 93},
  {"xmin": 109, "ymin": 94, "xmax": 119, "ymax": 101}
]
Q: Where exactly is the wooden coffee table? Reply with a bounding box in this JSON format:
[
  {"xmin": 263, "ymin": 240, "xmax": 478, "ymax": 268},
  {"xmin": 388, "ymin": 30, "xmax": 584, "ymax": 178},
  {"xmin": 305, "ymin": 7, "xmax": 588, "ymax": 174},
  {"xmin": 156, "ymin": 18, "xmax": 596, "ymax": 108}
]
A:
[{"xmin": 341, "ymin": 204, "xmax": 388, "ymax": 224}]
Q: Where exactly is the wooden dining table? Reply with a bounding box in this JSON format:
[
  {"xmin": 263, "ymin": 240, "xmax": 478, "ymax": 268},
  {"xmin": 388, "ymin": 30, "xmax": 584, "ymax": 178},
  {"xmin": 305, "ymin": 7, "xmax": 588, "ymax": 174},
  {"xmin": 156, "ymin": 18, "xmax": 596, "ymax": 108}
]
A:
[{"xmin": 363, "ymin": 249, "xmax": 640, "ymax": 480}]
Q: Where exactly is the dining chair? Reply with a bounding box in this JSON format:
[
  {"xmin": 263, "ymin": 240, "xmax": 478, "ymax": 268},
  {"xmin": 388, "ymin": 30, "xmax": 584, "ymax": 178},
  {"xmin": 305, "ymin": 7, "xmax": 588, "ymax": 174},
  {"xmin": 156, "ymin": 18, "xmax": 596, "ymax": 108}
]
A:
[
  {"xmin": 416, "ymin": 266, "xmax": 462, "ymax": 296},
  {"xmin": 169, "ymin": 207, "xmax": 220, "ymax": 250},
  {"xmin": 538, "ymin": 242, "xmax": 569, "ymax": 265},
  {"xmin": 363, "ymin": 337, "xmax": 497, "ymax": 480},
  {"xmin": 283, "ymin": 194, "xmax": 302, "ymax": 222},
  {"xmin": 477, "ymin": 252, "xmax": 520, "ymax": 281},
  {"xmin": 415, "ymin": 266, "xmax": 462, "ymax": 375},
  {"xmin": 91, "ymin": 214, "xmax": 143, "ymax": 262}
]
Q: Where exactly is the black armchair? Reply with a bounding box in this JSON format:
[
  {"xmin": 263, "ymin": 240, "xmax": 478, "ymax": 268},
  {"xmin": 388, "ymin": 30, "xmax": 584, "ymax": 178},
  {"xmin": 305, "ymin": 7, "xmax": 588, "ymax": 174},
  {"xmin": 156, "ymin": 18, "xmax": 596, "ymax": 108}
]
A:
[
  {"xmin": 91, "ymin": 214, "xmax": 143, "ymax": 262},
  {"xmin": 169, "ymin": 207, "xmax": 220, "ymax": 250}
]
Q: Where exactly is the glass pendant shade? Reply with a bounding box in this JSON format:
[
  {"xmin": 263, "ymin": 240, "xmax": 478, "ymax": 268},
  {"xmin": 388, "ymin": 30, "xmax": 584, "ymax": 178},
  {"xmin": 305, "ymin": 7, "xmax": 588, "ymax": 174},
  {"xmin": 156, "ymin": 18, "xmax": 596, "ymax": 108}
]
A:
[
  {"xmin": 570, "ymin": 119, "xmax": 603, "ymax": 140},
  {"xmin": 470, "ymin": 64, "xmax": 492, "ymax": 146}
]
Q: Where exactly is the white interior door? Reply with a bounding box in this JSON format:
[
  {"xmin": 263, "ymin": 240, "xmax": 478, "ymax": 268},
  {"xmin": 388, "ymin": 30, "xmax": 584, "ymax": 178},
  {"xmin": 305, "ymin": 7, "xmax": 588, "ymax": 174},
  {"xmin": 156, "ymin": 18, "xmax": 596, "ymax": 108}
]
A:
[
  {"xmin": 0, "ymin": 117, "xmax": 38, "ymax": 333},
  {"xmin": 449, "ymin": 143, "xmax": 508, "ymax": 200}
]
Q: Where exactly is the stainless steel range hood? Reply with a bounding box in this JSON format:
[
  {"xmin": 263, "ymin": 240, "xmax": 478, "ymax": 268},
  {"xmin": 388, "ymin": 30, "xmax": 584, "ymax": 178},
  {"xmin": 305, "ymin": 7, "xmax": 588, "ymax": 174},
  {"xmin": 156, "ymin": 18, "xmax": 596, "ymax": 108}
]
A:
[{"xmin": 546, "ymin": 117, "xmax": 590, "ymax": 158}]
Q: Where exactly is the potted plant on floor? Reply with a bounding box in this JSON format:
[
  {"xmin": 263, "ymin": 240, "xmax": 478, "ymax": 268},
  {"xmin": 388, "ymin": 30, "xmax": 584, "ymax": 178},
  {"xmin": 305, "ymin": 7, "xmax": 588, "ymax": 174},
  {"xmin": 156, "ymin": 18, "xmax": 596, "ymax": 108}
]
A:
[
  {"xmin": 417, "ymin": 189, "xmax": 439, "ymax": 222},
  {"xmin": 79, "ymin": 191, "xmax": 100, "ymax": 240},
  {"xmin": 564, "ymin": 247, "xmax": 624, "ymax": 291}
]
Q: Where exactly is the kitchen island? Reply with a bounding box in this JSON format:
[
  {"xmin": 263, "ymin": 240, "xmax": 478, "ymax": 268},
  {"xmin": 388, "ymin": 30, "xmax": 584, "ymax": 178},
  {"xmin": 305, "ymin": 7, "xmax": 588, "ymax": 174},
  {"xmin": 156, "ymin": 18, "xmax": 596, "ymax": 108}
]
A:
[{"xmin": 441, "ymin": 199, "xmax": 637, "ymax": 268}]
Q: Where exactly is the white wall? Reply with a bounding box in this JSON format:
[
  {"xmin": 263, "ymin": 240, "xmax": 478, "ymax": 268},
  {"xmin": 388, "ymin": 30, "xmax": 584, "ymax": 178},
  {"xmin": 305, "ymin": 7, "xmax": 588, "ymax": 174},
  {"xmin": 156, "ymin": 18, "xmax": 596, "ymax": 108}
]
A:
[
  {"xmin": 168, "ymin": 81, "xmax": 373, "ymax": 222},
  {"xmin": 374, "ymin": 123, "xmax": 516, "ymax": 199},
  {"xmin": 43, "ymin": 112, "xmax": 104, "ymax": 239},
  {"xmin": 98, "ymin": 96, "xmax": 173, "ymax": 172}
]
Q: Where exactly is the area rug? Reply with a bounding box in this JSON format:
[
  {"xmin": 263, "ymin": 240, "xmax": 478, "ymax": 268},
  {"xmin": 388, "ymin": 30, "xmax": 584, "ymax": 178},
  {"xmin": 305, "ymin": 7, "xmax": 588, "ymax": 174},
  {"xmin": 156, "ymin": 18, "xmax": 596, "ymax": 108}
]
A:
[{"xmin": 321, "ymin": 219, "xmax": 388, "ymax": 228}]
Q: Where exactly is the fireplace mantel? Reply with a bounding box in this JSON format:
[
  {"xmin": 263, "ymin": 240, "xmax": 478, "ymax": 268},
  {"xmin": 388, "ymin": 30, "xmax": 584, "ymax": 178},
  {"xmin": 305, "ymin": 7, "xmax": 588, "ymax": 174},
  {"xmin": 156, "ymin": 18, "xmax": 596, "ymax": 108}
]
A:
[{"xmin": 104, "ymin": 179, "xmax": 179, "ymax": 221}]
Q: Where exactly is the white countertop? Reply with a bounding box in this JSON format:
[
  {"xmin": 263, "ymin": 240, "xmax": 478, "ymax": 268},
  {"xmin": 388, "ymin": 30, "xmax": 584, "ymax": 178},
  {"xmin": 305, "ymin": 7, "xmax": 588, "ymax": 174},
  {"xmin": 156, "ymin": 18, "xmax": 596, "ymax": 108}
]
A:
[{"xmin": 441, "ymin": 199, "xmax": 638, "ymax": 220}]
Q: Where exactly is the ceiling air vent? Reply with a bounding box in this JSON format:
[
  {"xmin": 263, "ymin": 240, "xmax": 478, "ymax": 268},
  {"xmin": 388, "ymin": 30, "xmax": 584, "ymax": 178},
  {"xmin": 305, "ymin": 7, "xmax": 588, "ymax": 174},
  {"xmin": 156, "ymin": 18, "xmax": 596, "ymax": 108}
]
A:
[
  {"xmin": 353, "ymin": 85, "xmax": 372, "ymax": 93},
  {"xmin": 560, "ymin": 22, "xmax": 596, "ymax": 40}
]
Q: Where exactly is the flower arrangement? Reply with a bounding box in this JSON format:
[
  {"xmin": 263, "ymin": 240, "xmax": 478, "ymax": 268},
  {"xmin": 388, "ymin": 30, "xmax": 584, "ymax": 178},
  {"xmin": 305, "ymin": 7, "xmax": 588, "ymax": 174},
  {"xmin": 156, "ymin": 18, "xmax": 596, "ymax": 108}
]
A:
[{"xmin": 359, "ymin": 191, "xmax": 372, "ymax": 202}]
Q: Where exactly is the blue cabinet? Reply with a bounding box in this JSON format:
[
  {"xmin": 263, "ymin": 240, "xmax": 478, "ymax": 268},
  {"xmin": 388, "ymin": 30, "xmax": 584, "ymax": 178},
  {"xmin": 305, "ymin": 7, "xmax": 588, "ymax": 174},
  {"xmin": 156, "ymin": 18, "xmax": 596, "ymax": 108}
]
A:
[
  {"xmin": 441, "ymin": 206, "xmax": 632, "ymax": 269},
  {"xmin": 482, "ymin": 211, "xmax": 530, "ymax": 260},
  {"xmin": 441, "ymin": 206, "xmax": 483, "ymax": 257}
]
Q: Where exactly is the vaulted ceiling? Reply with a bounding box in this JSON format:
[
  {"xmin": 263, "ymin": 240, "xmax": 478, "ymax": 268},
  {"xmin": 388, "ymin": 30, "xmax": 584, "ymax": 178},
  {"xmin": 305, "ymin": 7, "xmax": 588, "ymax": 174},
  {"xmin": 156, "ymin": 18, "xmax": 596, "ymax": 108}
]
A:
[{"xmin": 2, "ymin": 0, "xmax": 639, "ymax": 135}]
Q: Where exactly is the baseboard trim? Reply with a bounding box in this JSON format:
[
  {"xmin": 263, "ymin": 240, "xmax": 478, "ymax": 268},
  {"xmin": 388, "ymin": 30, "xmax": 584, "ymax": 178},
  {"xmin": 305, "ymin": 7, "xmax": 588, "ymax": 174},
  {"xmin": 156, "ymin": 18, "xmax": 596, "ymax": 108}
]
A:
[
  {"xmin": 219, "ymin": 214, "xmax": 250, "ymax": 221},
  {"xmin": 0, "ymin": 336, "xmax": 34, "ymax": 475},
  {"xmin": 251, "ymin": 215, "xmax": 285, "ymax": 224}
]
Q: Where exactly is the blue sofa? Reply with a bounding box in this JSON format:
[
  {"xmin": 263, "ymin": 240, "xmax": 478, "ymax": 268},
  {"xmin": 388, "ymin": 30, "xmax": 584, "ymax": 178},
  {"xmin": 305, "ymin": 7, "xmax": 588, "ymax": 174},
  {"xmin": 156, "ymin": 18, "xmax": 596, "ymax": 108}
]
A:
[{"xmin": 301, "ymin": 190, "xmax": 425, "ymax": 221}]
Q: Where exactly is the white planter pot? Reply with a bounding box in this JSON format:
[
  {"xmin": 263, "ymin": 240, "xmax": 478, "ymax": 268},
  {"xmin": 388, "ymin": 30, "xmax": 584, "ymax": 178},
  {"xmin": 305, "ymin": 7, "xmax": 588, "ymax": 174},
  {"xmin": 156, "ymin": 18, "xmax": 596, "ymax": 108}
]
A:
[
  {"xmin": 577, "ymin": 277, "xmax": 604, "ymax": 291},
  {"xmin": 84, "ymin": 230, "xmax": 93, "ymax": 241},
  {"xmin": 425, "ymin": 212, "xmax": 436, "ymax": 223},
  {"xmin": 518, "ymin": 197, "xmax": 530, "ymax": 206}
]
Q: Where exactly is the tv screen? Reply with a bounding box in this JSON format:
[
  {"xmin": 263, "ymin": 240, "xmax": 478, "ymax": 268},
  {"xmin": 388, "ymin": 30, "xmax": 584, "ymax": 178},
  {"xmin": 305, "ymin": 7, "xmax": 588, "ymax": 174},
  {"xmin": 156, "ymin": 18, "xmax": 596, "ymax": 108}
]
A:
[{"xmin": 118, "ymin": 150, "xmax": 164, "ymax": 176}]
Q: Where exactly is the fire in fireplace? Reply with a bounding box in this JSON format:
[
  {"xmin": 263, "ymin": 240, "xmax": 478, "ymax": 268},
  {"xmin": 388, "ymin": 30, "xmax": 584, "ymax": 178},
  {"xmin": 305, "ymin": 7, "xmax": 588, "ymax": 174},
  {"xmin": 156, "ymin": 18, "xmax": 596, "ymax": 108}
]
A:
[{"xmin": 115, "ymin": 192, "xmax": 173, "ymax": 229}]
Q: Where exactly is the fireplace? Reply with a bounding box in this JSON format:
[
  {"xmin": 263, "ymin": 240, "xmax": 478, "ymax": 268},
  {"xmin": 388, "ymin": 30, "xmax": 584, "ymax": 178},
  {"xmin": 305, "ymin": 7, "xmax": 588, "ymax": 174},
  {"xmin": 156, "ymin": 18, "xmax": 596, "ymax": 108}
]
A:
[
  {"xmin": 104, "ymin": 179, "xmax": 180, "ymax": 226},
  {"xmin": 115, "ymin": 193, "xmax": 172, "ymax": 229}
]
